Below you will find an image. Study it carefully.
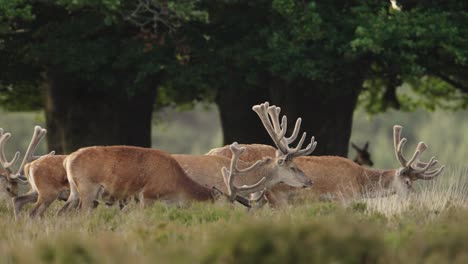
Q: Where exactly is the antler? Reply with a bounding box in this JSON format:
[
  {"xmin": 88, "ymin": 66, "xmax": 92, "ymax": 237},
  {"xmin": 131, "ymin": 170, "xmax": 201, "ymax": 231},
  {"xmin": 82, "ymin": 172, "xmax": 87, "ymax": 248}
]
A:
[
  {"xmin": 0, "ymin": 128, "xmax": 21, "ymax": 172},
  {"xmin": 393, "ymin": 125, "xmax": 445, "ymax": 180},
  {"xmin": 1, "ymin": 126, "xmax": 55, "ymax": 182},
  {"xmin": 252, "ymin": 102, "xmax": 317, "ymax": 159},
  {"xmin": 222, "ymin": 142, "xmax": 267, "ymax": 201},
  {"xmin": 12, "ymin": 126, "xmax": 55, "ymax": 179}
]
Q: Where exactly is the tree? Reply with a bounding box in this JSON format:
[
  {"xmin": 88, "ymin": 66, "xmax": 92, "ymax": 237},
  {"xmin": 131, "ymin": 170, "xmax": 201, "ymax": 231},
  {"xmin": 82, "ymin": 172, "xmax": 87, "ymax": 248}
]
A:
[
  {"xmin": 175, "ymin": 0, "xmax": 466, "ymax": 156},
  {"xmin": 1, "ymin": 0, "xmax": 466, "ymax": 157},
  {"xmin": 0, "ymin": 0, "xmax": 206, "ymax": 153}
]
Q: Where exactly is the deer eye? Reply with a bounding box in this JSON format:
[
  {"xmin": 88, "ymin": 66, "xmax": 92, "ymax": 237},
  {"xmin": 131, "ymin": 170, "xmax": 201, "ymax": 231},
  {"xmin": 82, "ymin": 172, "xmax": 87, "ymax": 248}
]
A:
[
  {"xmin": 277, "ymin": 159, "xmax": 285, "ymax": 166},
  {"xmin": 404, "ymin": 179, "xmax": 411, "ymax": 186}
]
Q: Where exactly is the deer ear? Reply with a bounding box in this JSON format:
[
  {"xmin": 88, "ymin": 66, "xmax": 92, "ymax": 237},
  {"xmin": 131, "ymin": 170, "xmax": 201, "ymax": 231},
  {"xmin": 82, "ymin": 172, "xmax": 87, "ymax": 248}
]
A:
[
  {"xmin": 351, "ymin": 142, "xmax": 359, "ymax": 151},
  {"xmin": 363, "ymin": 141, "xmax": 369, "ymax": 150}
]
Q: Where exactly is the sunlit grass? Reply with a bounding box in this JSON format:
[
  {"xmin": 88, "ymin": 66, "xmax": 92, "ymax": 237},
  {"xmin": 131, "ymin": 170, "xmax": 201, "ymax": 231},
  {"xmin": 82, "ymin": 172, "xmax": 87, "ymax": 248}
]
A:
[
  {"xmin": 1, "ymin": 167, "xmax": 468, "ymax": 264},
  {"xmin": 345, "ymin": 167, "xmax": 468, "ymax": 218}
]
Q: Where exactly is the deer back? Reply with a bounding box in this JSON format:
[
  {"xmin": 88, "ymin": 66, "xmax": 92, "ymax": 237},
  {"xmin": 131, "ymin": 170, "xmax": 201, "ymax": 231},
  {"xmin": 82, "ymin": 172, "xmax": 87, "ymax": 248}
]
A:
[
  {"xmin": 206, "ymin": 144, "xmax": 277, "ymax": 161},
  {"xmin": 66, "ymin": 146, "xmax": 211, "ymax": 201},
  {"xmin": 173, "ymin": 154, "xmax": 271, "ymax": 195},
  {"xmin": 26, "ymin": 155, "xmax": 68, "ymax": 195}
]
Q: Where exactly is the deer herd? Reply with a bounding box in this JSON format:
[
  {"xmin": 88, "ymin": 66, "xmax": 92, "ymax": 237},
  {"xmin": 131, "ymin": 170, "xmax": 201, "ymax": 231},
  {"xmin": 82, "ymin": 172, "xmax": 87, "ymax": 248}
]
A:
[{"xmin": 0, "ymin": 102, "xmax": 445, "ymax": 220}]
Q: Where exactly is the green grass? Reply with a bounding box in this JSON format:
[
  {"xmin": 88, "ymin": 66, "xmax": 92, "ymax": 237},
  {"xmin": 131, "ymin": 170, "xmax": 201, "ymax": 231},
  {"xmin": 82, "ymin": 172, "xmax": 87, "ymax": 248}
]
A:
[{"xmin": 0, "ymin": 169, "xmax": 467, "ymax": 264}]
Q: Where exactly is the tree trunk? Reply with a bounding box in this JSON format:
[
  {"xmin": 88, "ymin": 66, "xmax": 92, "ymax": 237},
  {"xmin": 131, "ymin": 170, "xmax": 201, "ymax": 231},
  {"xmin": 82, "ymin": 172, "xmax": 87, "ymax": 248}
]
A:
[
  {"xmin": 216, "ymin": 86, "xmax": 270, "ymax": 145},
  {"xmin": 44, "ymin": 70, "xmax": 157, "ymax": 154},
  {"xmin": 269, "ymin": 79, "xmax": 361, "ymax": 157}
]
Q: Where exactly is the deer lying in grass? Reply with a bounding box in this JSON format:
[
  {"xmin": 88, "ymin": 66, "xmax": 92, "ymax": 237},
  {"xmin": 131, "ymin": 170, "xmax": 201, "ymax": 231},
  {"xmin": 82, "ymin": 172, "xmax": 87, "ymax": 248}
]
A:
[
  {"xmin": 208, "ymin": 112, "xmax": 444, "ymax": 205},
  {"xmin": 208, "ymin": 141, "xmax": 374, "ymax": 169},
  {"xmin": 351, "ymin": 142, "xmax": 373, "ymax": 166},
  {"xmin": 174, "ymin": 102, "xmax": 316, "ymax": 204},
  {"xmin": 292, "ymin": 125, "xmax": 444, "ymax": 199},
  {"xmin": 58, "ymin": 144, "xmax": 265, "ymax": 214}
]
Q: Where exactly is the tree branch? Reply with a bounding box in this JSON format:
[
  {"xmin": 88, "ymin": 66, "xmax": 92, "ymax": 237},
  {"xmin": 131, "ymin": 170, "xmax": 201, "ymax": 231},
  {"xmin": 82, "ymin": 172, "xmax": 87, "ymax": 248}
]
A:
[{"xmin": 430, "ymin": 72, "xmax": 468, "ymax": 93}]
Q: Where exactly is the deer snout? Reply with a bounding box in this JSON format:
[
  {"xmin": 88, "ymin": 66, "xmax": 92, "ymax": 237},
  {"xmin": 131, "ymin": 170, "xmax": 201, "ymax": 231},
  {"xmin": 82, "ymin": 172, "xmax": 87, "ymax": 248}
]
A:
[{"xmin": 303, "ymin": 179, "xmax": 313, "ymax": 188}]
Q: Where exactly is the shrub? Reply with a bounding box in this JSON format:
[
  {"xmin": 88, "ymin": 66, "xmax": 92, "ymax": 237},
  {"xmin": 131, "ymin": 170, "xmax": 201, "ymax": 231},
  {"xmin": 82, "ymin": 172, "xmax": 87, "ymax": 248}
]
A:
[{"xmin": 201, "ymin": 217, "xmax": 387, "ymax": 264}]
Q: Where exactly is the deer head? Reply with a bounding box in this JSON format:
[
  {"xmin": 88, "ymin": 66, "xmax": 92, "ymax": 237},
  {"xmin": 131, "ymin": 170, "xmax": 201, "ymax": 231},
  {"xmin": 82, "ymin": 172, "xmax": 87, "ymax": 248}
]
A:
[
  {"xmin": 251, "ymin": 102, "xmax": 315, "ymax": 187},
  {"xmin": 0, "ymin": 126, "xmax": 54, "ymax": 197},
  {"xmin": 221, "ymin": 142, "xmax": 268, "ymax": 201},
  {"xmin": 351, "ymin": 141, "xmax": 374, "ymax": 166},
  {"xmin": 392, "ymin": 125, "xmax": 444, "ymax": 193}
]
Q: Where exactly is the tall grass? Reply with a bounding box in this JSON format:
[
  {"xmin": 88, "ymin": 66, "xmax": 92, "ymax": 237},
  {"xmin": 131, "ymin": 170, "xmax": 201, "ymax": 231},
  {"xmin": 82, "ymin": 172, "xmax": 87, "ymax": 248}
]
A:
[
  {"xmin": 337, "ymin": 167, "xmax": 468, "ymax": 219},
  {"xmin": 1, "ymin": 192, "xmax": 468, "ymax": 263}
]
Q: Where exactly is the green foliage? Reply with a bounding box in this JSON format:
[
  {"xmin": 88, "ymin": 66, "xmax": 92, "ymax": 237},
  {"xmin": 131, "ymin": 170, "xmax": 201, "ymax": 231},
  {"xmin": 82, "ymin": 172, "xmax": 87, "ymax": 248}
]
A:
[
  {"xmin": 202, "ymin": 219, "xmax": 385, "ymax": 264},
  {"xmin": 0, "ymin": 0, "xmax": 207, "ymax": 110},
  {"xmin": 351, "ymin": 2, "xmax": 467, "ymax": 112},
  {"xmin": 1, "ymin": 0, "xmax": 467, "ymax": 119},
  {"xmin": 0, "ymin": 0, "xmax": 34, "ymax": 27},
  {"xmin": 182, "ymin": 0, "xmax": 467, "ymax": 109}
]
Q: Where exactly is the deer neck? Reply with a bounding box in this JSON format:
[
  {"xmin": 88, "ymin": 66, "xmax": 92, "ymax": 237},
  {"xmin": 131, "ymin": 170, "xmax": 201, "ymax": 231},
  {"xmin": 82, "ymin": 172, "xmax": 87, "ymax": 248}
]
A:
[
  {"xmin": 170, "ymin": 164, "xmax": 214, "ymax": 202},
  {"xmin": 179, "ymin": 177, "xmax": 215, "ymax": 202},
  {"xmin": 236, "ymin": 162, "xmax": 276, "ymax": 195},
  {"xmin": 358, "ymin": 168, "xmax": 398, "ymax": 195}
]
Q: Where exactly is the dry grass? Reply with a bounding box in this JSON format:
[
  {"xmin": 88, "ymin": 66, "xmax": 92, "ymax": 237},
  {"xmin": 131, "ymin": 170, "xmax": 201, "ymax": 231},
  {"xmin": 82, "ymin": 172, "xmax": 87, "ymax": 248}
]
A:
[
  {"xmin": 351, "ymin": 168, "xmax": 468, "ymax": 217},
  {"xmin": 0, "ymin": 168, "xmax": 467, "ymax": 263}
]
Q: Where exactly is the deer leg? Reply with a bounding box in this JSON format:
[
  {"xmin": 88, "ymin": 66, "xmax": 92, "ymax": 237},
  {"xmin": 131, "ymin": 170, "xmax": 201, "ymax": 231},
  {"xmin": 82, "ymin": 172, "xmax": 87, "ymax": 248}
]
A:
[
  {"xmin": 79, "ymin": 184, "xmax": 101, "ymax": 212},
  {"xmin": 12, "ymin": 191, "xmax": 38, "ymax": 221},
  {"xmin": 57, "ymin": 180, "xmax": 80, "ymax": 215},
  {"xmin": 29, "ymin": 192, "xmax": 59, "ymax": 219}
]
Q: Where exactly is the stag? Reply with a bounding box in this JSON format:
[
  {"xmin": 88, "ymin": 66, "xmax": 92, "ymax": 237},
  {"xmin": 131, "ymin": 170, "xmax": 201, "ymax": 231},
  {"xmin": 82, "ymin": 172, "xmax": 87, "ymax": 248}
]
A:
[
  {"xmin": 351, "ymin": 141, "xmax": 373, "ymax": 166},
  {"xmin": 292, "ymin": 125, "xmax": 444, "ymax": 198},
  {"xmin": 0, "ymin": 126, "xmax": 71, "ymax": 219},
  {"xmin": 207, "ymin": 112, "xmax": 444, "ymax": 204},
  {"xmin": 174, "ymin": 102, "xmax": 316, "ymax": 203},
  {"xmin": 0, "ymin": 126, "xmax": 54, "ymax": 199}
]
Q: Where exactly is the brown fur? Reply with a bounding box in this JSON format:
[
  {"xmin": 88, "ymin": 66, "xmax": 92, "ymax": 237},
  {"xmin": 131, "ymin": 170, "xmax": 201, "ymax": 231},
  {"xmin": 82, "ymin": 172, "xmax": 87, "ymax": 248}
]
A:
[
  {"xmin": 14, "ymin": 155, "xmax": 137, "ymax": 219},
  {"xmin": 207, "ymin": 144, "xmax": 409, "ymax": 205},
  {"xmin": 13, "ymin": 155, "xmax": 69, "ymax": 219},
  {"xmin": 60, "ymin": 146, "xmax": 215, "ymax": 213},
  {"xmin": 351, "ymin": 142, "xmax": 374, "ymax": 166},
  {"xmin": 173, "ymin": 154, "xmax": 311, "ymax": 197},
  {"xmin": 0, "ymin": 168, "xmax": 19, "ymax": 197},
  {"xmin": 206, "ymin": 144, "xmax": 277, "ymax": 162}
]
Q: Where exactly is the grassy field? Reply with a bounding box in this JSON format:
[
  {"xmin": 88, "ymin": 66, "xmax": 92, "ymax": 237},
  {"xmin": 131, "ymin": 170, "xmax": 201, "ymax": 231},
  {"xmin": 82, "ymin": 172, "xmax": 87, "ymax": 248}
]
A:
[
  {"xmin": 0, "ymin": 169, "xmax": 467, "ymax": 263},
  {"xmin": 1, "ymin": 106, "xmax": 467, "ymax": 263}
]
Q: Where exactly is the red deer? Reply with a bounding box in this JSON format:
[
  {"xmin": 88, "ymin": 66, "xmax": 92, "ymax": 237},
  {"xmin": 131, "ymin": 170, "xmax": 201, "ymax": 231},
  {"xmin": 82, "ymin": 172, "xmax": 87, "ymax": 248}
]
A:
[
  {"xmin": 173, "ymin": 102, "xmax": 316, "ymax": 203},
  {"xmin": 351, "ymin": 141, "xmax": 373, "ymax": 166},
  {"xmin": 0, "ymin": 127, "xmax": 54, "ymax": 199}
]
